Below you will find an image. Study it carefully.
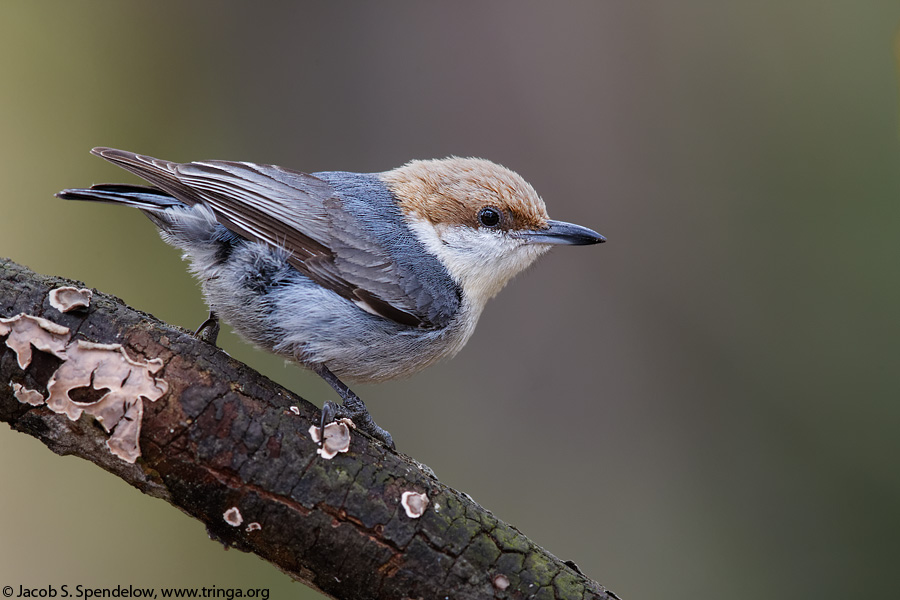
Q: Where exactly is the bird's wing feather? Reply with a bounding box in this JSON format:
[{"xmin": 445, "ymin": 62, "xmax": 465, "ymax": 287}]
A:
[{"xmin": 92, "ymin": 147, "xmax": 441, "ymax": 328}]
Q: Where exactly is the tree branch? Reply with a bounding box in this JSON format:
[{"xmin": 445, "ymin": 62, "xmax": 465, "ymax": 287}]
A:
[{"xmin": 0, "ymin": 258, "xmax": 615, "ymax": 600}]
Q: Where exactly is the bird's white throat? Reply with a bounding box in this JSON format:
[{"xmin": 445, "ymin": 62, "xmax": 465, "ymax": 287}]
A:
[{"xmin": 405, "ymin": 217, "xmax": 550, "ymax": 309}]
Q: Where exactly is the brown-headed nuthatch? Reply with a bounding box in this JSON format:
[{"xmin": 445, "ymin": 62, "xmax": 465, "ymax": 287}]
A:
[{"xmin": 58, "ymin": 148, "xmax": 604, "ymax": 448}]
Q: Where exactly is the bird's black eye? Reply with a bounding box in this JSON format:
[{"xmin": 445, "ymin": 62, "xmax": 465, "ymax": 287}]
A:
[{"xmin": 478, "ymin": 206, "xmax": 501, "ymax": 228}]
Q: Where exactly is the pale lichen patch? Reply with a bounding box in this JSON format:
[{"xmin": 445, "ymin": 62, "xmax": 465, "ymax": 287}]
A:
[
  {"xmin": 1, "ymin": 309, "xmax": 168, "ymax": 464},
  {"xmin": 492, "ymin": 574, "xmax": 510, "ymax": 590},
  {"xmin": 49, "ymin": 286, "xmax": 93, "ymax": 312},
  {"xmin": 12, "ymin": 382, "xmax": 45, "ymax": 406},
  {"xmin": 309, "ymin": 418, "xmax": 354, "ymax": 459},
  {"xmin": 45, "ymin": 340, "xmax": 169, "ymax": 463},
  {"xmin": 400, "ymin": 490, "xmax": 429, "ymax": 518},
  {"xmin": 223, "ymin": 507, "xmax": 243, "ymax": 527},
  {"xmin": 0, "ymin": 313, "xmax": 70, "ymax": 368}
]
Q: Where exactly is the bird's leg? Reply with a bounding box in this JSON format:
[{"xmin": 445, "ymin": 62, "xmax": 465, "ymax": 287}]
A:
[
  {"xmin": 193, "ymin": 310, "xmax": 220, "ymax": 345},
  {"xmin": 313, "ymin": 363, "xmax": 395, "ymax": 449}
]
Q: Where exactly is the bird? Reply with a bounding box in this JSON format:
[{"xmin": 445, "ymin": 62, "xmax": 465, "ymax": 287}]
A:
[{"xmin": 58, "ymin": 147, "xmax": 605, "ymax": 449}]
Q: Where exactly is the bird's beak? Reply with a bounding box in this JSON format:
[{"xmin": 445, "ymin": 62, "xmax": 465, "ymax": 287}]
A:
[{"xmin": 514, "ymin": 219, "xmax": 606, "ymax": 246}]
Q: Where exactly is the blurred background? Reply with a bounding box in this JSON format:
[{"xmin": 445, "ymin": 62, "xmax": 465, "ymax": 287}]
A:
[{"xmin": 1, "ymin": 2, "xmax": 899, "ymax": 598}]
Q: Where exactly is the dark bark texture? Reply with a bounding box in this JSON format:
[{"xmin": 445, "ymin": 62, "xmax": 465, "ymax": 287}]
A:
[{"xmin": 0, "ymin": 258, "xmax": 616, "ymax": 600}]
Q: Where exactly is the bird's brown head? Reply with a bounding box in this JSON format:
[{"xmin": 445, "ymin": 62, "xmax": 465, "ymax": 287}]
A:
[{"xmin": 381, "ymin": 157, "xmax": 603, "ymax": 308}]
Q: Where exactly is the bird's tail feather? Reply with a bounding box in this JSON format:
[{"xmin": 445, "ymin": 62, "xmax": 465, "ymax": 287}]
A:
[{"xmin": 56, "ymin": 184, "xmax": 184, "ymax": 212}]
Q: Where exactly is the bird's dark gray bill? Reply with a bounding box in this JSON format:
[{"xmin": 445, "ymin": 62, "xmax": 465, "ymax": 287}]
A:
[{"xmin": 516, "ymin": 219, "xmax": 605, "ymax": 245}]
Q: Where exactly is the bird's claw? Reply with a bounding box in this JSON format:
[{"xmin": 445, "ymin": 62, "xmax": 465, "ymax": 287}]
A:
[{"xmin": 193, "ymin": 311, "xmax": 220, "ymax": 345}]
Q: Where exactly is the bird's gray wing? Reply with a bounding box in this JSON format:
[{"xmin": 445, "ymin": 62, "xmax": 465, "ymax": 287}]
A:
[
  {"xmin": 315, "ymin": 171, "xmax": 461, "ymax": 329},
  {"xmin": 91, "ymin": 147, "xmax": 449, "ymax": 328}
]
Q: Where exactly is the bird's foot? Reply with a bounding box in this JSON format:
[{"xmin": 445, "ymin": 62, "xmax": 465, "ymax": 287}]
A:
[
  {"xmin": 320, "ymin": 398, "xmax": 395, "ymax": 450},
  {"xmin": 313, "ymin": 362, "xmax": 395, "ymax": 449}
]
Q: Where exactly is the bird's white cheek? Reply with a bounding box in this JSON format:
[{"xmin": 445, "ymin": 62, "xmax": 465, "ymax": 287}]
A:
[{"xmin": 406, "ymin": 219, "xmax": 549, "ymax": 307}]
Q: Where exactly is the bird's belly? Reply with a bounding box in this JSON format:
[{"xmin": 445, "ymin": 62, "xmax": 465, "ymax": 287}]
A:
[{"xmin": 201, "ymin": 261, "xmax": 478, "ymax": 384}]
